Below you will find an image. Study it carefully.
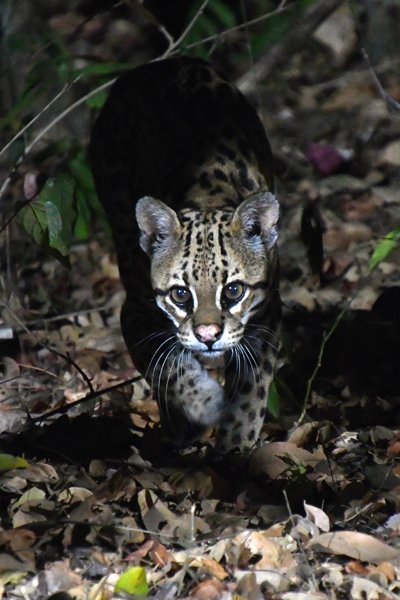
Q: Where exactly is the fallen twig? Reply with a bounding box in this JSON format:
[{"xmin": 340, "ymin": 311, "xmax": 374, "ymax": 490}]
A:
[{"xmin": 30, "ymin": 373, "xmax": 143, "ymax": 423}]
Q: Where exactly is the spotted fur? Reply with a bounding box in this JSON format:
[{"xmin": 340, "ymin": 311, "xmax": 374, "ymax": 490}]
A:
[{"xmin": 89, "ymin": 57, "xmax": 280, "ymax": 452}]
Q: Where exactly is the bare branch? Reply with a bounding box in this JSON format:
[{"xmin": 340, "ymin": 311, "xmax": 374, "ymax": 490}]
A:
[
  {"xmin": 236, "ymin": 0, "xmax": 344, "ymax": 94},
  {"xmin": 184, "ymin": 1, "xmax": 292, "ymax": 51},
  {"xmin": 161, "ymin": 0, "xmax": 211, "ymax": 58},
  {"xmin": 30, "ymin": 374, "xmax": 143, "ymax": 423},
  {"xmin": 361, "ymin": 48, "xmax": 400, "ymax": 113},
  {"xmin": 0, "ymin": 79, "xmax": 81, "ymax": 161}
]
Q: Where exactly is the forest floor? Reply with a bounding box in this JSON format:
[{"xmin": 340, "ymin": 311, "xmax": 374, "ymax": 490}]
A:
[{"xmin": 1, "ymin": 2, "xmax": 400, "ymax": 599}]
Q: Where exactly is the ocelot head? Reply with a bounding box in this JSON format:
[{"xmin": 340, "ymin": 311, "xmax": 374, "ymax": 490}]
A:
[{"xmin": 136, "ymin": 193, "xmax": 279, "ymax": 359}]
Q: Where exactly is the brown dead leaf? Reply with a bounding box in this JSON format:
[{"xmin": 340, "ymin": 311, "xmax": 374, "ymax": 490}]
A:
[
  {"xmin": 150, "ymin": 538, "xmax": 173, "ymax": 569},
  {"xmin": 340, "ymin": 192, "xmax": 384, "ymax": 221},
  {"xmin": 126, "ymin": 539, "xmax": 155, "ymax": 561},
  {"xmin": 323, "ymin": 222, "xmax": 372, "ymax": 252},
  {"xmin": 138, "ymin": 490, "xmax": 175, "ymax": 532},
  {"xmin": 250, "ymin": 442, "xmax": 325, "ymax": 479},
  {"xmin": 287, "ymin": 421, "xmax": 327, "ymax": 446},
  {"xmin": 322, "ymin": 83, "xmax": 374, "ymax": 111},
  {"xmin": 41, "ymin": 560, "xmax": 82, "ymax": 596},
  {"xmin": 190, "ymin": 556, "xmax": 228, "ymax": 580},
  {"xmin": 169, "ymin": 469, "xmax": 213, "ymax": 496},
  {"xmin": 378, "ymin": 140, "xmax": 400, "ymax": 167},
  {"xmin": 309, "ymin": 531, "xmax": 400, "ymax": 564},
  {"xmin": 0, "ymin": 528, "xmax": 36, "ymax": 568},
  {"xmin": 371, "ymin": 561, "xmax": 396, "ymax": 583},
  {"xmin": 387, "ymin": 433, "xmax": 400, "ymax": 458},
  {"xmin": 230, "ymin": 530, "xmax": 295, "ymax": 570},
  {"xmin": 264, "ymin": 523, "xmax": 285, "ymax": 537},
  {"xmin": 345, "ymin": 560, "xmax": 369, "ymax": 575},
  {"xmin": 119, "ymin": 516, "xmax": 145, "ymax": 545},
  {"xmin": 235, "ymin": 572, "xmax": 262, "ymax": 600},
  {"xmin": 58, "ymin": 487, "xmax": 93, "ymax": 504},
  {"xmin": 20, "ymin": 463, "xmax": 59, "ymax": 483},
  {"xmin": 0, "ymin": 528, "xmax": 35, "ymax": 551},
  {"xmin": 189, "ymin": 579, "xmax": 226, "ymax": 600},
  {"xmin": 0, "ymin": 552, "xmax": 33, "ymax": 572},
  {"xmin": 94, "ymin": 470, "xmax": 137, "ymax": 502}
]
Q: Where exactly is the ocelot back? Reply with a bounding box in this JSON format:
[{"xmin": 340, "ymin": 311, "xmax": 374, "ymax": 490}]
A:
[{"xmin": 89, "ymin": 56, "xmax": 280, "ymax": 452}]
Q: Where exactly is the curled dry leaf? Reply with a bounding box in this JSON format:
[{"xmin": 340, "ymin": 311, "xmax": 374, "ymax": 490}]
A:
[
  {"xmin": 138, "ymin": 489, "xmax": 176, "ymax": 532},
  {"xmin": 309, "ymin": 531, "xmax": 400, "ymax": 564},
  {"xmin": 287, "ymin": 421, "xmax": 326, "ymax": 446},
  {"xmin": 19, "ymin": 463, "xmax": 59, "ymax": 483},
  {"xmin": 304, "ymin": 502, "xmax": 330, "ymax": 532},
  {"xmin": 229, "ymin": 530, "xmax": 295, "ymax": 570},
  {"xmin": 58, "ymin": 486, "xmax": 93, "ymax": 504},
  {"xmin": 250, "ymin": 442, "xmax": 325, "ymax": 479}
]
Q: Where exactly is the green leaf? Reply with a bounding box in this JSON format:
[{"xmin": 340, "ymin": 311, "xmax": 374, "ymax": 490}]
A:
[
  {"xmin": 8, "ymin": 138, "xmax": 25, "ymax": 163},
  {"xmin": 40, "ymin": 175, "xmax": 75, "ymax": 255},
  {"xmin": 209, "ymin": 0, "xmax": 236, "ymax": 28},
  {"xmin": 115, "ymin": 566, "xmax": 149, "ymax": 596},
  {"xmin": 369, "ymin": 227, "xmax": 400, "ymax": 270},
  {"xmin": 74, "ymin": 188, "xmax": 90, "ymax": 239},
  {"xmin": 267, "ymin": 379, "xmax": 280, "ymax": 418},
  {"xmin": 68, "ymin": 152, "xmax": 95, "ymax": 192},
  {"xmin": 73, "ymin": 62, "xmax": 132, "ymax": 78},
  {"xmin": 19, "ymin": 174, "xmax": 76, "ymax": 257},
  {"xmin": 0, "ymin": 454, "xmax": 29, "ymax": 471},
  {"xmin": 68, "ymin": 152, "xmax": 107, "ymax": 237},
  {"xmin": 86, "ymin": 89, "xmax": 108, "ymax": 109}
]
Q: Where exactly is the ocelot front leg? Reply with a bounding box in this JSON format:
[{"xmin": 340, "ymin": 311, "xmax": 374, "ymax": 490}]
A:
[
  {"xmin": 121, "ymin": 298, "xmax": 224, "ymax": 442},
  {"xmin": 217, "ymin": 327, "xmax": 280, "ymax": 453},
  {"xmin": 152, "ymin": 353, "xmax": 225, "ymax": 442}
]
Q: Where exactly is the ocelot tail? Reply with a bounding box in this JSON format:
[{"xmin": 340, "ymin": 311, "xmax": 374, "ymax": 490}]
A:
[{"xmin": 89, "ymin": 56, "xmax": 281, "ymax": 452}]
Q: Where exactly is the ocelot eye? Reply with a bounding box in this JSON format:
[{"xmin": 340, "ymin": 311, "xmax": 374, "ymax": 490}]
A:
[
  {"xmin": 170, "ymin": 286, "xmax": 192, "ymax": 306},
  {"xmin": 222, "ymin": 282, "xmax": 246, "ymax": 304}
]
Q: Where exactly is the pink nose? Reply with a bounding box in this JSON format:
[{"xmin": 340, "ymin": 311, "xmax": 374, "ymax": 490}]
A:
[{"xmin": 194, "ymin": 323, "xmax": 221, "ymax": 343}]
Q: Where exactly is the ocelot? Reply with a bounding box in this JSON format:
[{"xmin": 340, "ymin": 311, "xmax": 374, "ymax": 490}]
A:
[{"xmin": 89, "ymin": 56, "xmax": 280, "ymax": 452}]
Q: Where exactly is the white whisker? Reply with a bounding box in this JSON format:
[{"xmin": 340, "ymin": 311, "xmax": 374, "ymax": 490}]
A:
[
  {"xmin": 156, "ymin": 341, "xmax": 179, "ymax": 429},
  {"xmin": 146, "ymin": 335, "xmax": 176, "ymax": 383}
]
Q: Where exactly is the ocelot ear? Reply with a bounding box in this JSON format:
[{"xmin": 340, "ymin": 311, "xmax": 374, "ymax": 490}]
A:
[
  {"xmin": 136, "ymin": 196, "xmax": 181, "ymax": 255},
  {"xmin": 234, "ymin": 191, "xmax": 279, "ymax": 249}
]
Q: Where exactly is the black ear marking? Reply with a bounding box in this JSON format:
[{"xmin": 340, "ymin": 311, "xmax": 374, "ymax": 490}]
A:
[{"xmin": 246, "ymin": 222, "xmax": 261, "ymax": 238}]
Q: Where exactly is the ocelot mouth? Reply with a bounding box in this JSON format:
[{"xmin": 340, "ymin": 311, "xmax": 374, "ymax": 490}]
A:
[{"xmin": 200, "ymin": 349, "xmax": 225, "ymax": 360}]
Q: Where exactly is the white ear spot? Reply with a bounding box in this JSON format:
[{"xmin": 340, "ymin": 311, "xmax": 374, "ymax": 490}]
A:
[{"xmin": 136, "ymin": 196, "xmax": 181, "ymax": 254}]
